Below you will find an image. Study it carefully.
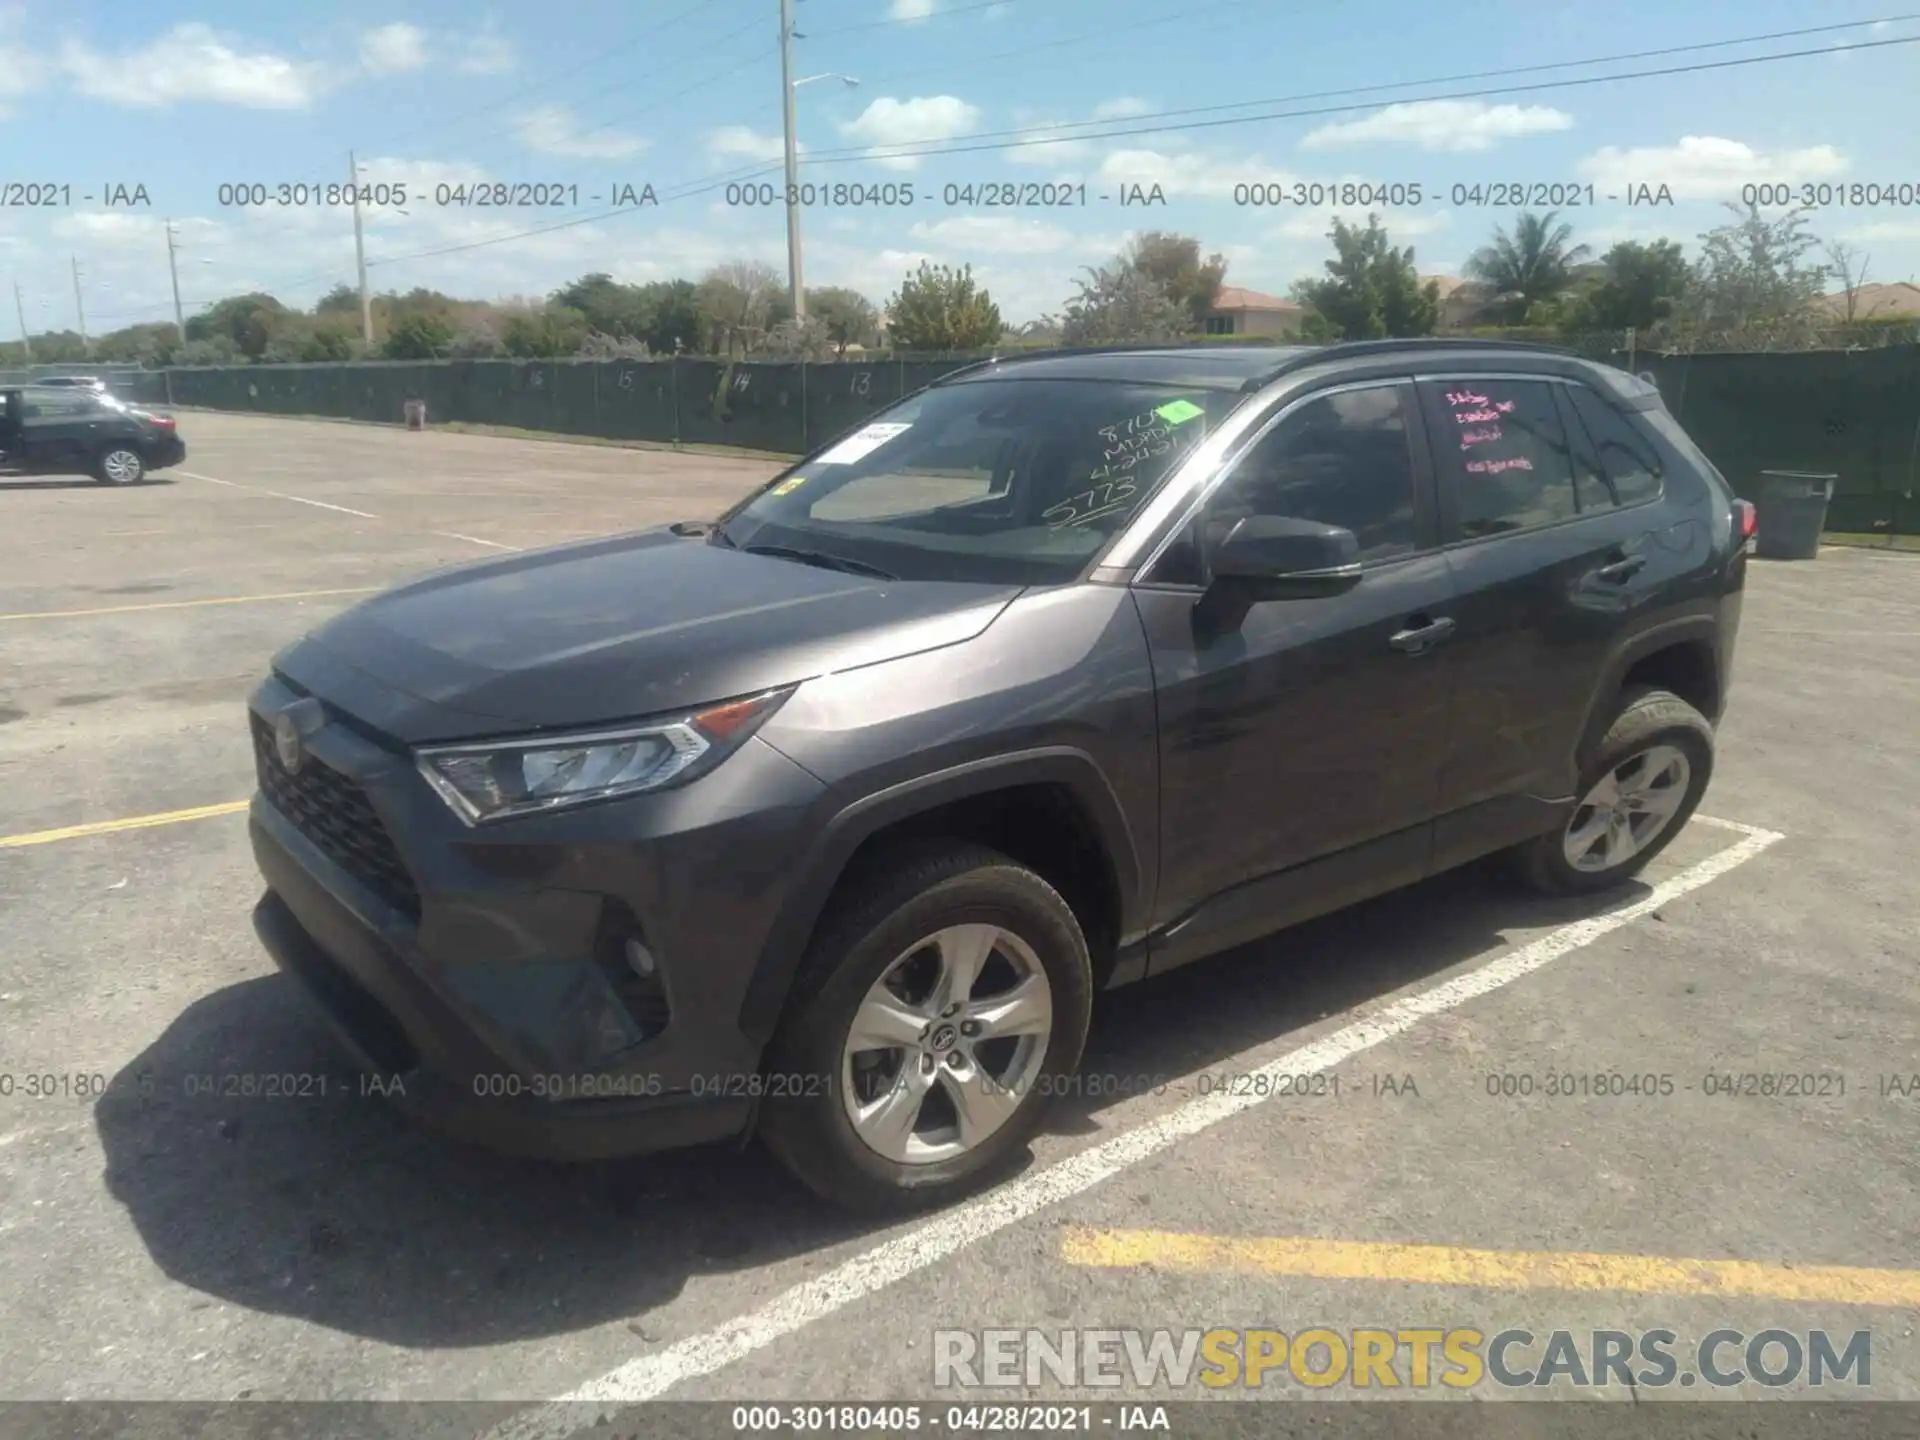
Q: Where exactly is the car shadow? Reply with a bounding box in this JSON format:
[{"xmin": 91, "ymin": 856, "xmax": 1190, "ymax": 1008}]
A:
[
  {"xmin": 94, "ymin": 858, "xmax": 1649, "ymax": 1349},
  {"xmin": 0, "ymin": 477, "xmax": 177, "ymax": 492}
]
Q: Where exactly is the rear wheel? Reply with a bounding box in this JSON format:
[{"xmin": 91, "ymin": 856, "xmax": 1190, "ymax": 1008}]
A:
[
  {"xmin": 757, "ymin": 843, "xmax": 1093, "ymax": 1214},
  {"xmin": 94, "ymin": 447, "xmax": 145, "ymax": 485},
  {"xmin": 1515, "ymin": 686, "xmax": 1713, "ymax": 895}
]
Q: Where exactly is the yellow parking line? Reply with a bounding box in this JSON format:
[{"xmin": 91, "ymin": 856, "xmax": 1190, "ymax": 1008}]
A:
[
  {"xmin": 0, "ymin": 800, "xmax": 249, "ymax": 849},
  {"xmin": 1059, "ymin": 1228, "xmax": 1920, "ymax": 1307},
  {"xmin": 0, "ymin": 587, "xmax": 378, "ymax": 621}
]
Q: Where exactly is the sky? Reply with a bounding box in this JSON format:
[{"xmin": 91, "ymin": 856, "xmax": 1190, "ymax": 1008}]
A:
[{"xmin": 2, "ymin": 0, "xmax": 1918, "ymax": 335}]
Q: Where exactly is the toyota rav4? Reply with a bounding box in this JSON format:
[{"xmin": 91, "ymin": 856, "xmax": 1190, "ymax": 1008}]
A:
[{"xmin": 246, "ymin": 339, "xmax": 1751, "ymax": 1212}]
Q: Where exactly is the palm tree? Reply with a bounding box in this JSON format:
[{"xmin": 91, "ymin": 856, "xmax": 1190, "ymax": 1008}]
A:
[{"xmin": 1464, "ymin": 210, "xmax": 1593, "ymax": 325}]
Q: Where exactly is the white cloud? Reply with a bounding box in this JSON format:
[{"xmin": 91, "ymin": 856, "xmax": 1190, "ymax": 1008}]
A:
[
  {"xmin": 0, "ymin": 3, "xmax": 40, "ymax": 117},
  {"xmin": 706, "ymin": 125, "xmax": 788, "ymax": 163},
  {"xmin": 459, "ymin": 28, "xmax": 517, "ymax": 74},
  {"xmin": 1004, "ymin": 125, "xmax": 1094, "ymax": 165},
  {"xmin": 1098, "ymin": 148, "xmax": 1303, "ymax": 199},
  {"xmin": 515, "ymin": 105, "xmax": 650, "ymax": 159},
  {"xmin": 890, "ymin": 0, "xmax": 938, "ymax": 18},
  {"xmin": 1577, "ymin": 136, "xmax": 1847, "ymax": 201},
  {"xmin": 839, "ymin": 95, "xmax": 980, "ymax": 170},
  {"xmin": 1301, "ymin": 100, "xmax": 1574, "ymax": 152},
  {"xmin": 906, "ymin": 215, "xmax": 1083, "ymax": 255},
  {"xmin": 1093, "ymin": 96, "xmax": 1153, "ymax": 120},
  {"xmin": 1265, "ymin": 207, "xmax": 1452, "ymax": 241},
  {"xmin": 59, "ymin": 23, "xmax": 326, "ymax": 109},
  {"xmin": 360, "ymin": 22, "xmax": 428, "ymax": 76}
]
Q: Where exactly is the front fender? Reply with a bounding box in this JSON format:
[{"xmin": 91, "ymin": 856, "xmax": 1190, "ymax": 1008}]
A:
[{"xmin": 734, "ymin": 746, "xmax": 1144, "ymax": 1044}]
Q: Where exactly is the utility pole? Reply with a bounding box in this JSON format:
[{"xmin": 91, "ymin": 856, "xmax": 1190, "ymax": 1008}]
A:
[
  {"xmin": 164, "ymin": 220, "xmax": 186, "ymax": 343},
  {"xmin": 71, "ymin": 255, "xmax": 90, "ymax": 358},
  {"xmin": 13, "ymin": 283, "xmax": 31, "ymax": 361},
  {"xmin": 778, "ymin": 0, "xmax": 805, "ymax": 320},
  {"xmin": 349, "ymin": 150, "xmax": 373, "ymax": 347}
]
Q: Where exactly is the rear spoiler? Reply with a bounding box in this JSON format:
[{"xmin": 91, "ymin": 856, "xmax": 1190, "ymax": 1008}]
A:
[{"xmin": 1592, "ymin": 365, "xmax": 1665, "ymax": 412}]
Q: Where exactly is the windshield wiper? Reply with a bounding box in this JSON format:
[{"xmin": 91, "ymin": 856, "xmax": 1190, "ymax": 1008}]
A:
[{"xmin": 741, "ymin": 543, "xmax": 896, "ymax": 581}]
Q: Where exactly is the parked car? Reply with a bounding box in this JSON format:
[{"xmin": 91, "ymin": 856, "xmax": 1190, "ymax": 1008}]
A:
[
  {"xmin": 31, "ymin": 375, "xmax": 109, "ymax": 391},
  {"xmin": 0, "ymin": 386, "xmax": 185, "ymax": 484},
  {"xmin": 245, "ymin": 338, "xmax": 1753, "ymax": 1212}
]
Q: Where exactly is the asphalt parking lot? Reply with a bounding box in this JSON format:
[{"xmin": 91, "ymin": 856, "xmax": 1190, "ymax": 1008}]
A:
[{"xmin": 1, "ymin": 412, "xmax": 1916, "ymax": 1423}]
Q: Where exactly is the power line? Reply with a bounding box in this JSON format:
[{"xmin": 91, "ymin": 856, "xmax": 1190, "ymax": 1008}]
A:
[
  {"xmin": 807, "ymin": 0, "xmax": 1060, "ymax": 37},
  {"xmin": 354, "ymin": 0, "xmax": 727, "ymax": 155},
  {"xmin": 413, "ymin": 16, "xmax": 768, "ymax": 160},
  {"xmin": 58, "ymin": 18, "xmax": 1920, "ymax": 322},
  {"xmin": 842, "ymin": 0, "xmax": 1280, "ymax": 86},
  {"xmin": 800, "ymin": 30, "xmax": 1920, "ymax": 167},
  {"xmin": 787, "ymin": 13, "xmax": 1920, "ymax": 164},
  {"xmin": 357, "ymin": 20, "xmax": 1920, "ymax": 273}
]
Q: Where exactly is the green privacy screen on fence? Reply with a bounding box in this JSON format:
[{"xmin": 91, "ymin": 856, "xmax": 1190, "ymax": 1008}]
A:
[{"xmin": 152, "ymin": 347, "xmax": 1920, "ymax": 534}]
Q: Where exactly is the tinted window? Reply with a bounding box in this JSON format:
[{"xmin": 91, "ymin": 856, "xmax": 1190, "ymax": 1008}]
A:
[
  {"xmin": 721, "ymin": 378, "xmax": 1243, "ymax": 584},
  {"xmin": 1207, "ymin": 384, "xmax": 1419, "ymax": 560},
  {"xmin": 1421, "ymin": 379, "xmax": 1579, "ymax": 538},
  {"xmin": 20, "ymin": 392, "xmax": 93, "ymax": 420},
  {"xmin": 1567, "ymin": 383, "xmax": 1664, "ymax": 506}
]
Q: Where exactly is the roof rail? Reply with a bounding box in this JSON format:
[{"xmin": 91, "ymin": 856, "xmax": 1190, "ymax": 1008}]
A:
[
  {"xmin": 1238, "ymin": 336, "xmax": 1580, "ymax": 391},
  {"xmin": 927, "ymin": 338, "xmax": 1310, "ymax": 384}
]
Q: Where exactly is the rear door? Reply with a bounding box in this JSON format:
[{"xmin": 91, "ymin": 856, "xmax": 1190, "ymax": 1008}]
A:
[
  {"xmin": 1418, "ymin": 373, "xmax": 1668, "ymax": 865},
  {"xmin": 17, "ymin": 390, "xmax": 99, "ymax": 473}
]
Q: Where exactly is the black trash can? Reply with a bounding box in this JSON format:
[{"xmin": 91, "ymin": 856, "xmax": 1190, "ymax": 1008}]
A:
[
  {"xmin": 404, "ymin": 398, "xmax": 427, "ymax": 431},
  {"xmin": 1754, "ymin": 471, "xmax": 1836, "ymax": 560}
]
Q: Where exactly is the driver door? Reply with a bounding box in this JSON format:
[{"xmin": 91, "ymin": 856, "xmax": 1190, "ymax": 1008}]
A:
[
  {"xmin": 18, "ymin": 390, "xmax": 98, "ymax": 474},
  {"xmin": 1130, "ymin": 379, "xmax": 1461, "ymax": 971}
]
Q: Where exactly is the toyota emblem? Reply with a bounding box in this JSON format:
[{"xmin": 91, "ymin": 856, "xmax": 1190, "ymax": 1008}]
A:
[{"xmin": 273, "ymin": 711, "xmax": 306, "ymax": 773}]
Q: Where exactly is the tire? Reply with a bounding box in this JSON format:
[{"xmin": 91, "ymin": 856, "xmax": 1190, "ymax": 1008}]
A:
[
  {"xmin": 94, "ymin": 447, "xmax": 145, "ymax": 485},
  {"xmin": 757, "ymin": 842, "xmax": 1094, "ymax": 1214},
  {"xmin": 1515, "ymin": 685, "xmax": 1714, "ymax": 896}
]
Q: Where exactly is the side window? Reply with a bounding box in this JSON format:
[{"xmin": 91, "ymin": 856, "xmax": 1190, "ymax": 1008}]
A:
[
  {"xmin": 1420, "ymin": 379, "xmax": 1579, "ymax": 539},
  {"xmin": 1205, "ymin": 383, "xmax": 1419, "ymax": 560},
  {"xmin": 1566, "ymin": 383, "xmax": 1664, "ymax": 507},
  {"xmin": 22, "ymin": 393, "xmax": 86, "ymax": 421}
]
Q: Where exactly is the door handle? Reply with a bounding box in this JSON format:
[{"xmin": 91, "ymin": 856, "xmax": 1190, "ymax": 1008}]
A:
[
  {"xmin": 1389, "ymin": 615, "xmax": 1456, "ymax": 654},
  {"xmin": 1592, "ymin": 554, "xmax": 1646, "ymax": 583}
]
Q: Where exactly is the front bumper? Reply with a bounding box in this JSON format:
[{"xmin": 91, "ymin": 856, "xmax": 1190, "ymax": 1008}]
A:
[{"xmin": 246, "ymin": 674, "xmax": 829, "ymax": 1162}]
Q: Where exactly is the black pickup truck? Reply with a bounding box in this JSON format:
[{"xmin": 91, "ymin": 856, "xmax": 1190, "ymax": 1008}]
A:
[{"xmin": 0, "ymin": 385, "xmax": 186, "ymax": 485}]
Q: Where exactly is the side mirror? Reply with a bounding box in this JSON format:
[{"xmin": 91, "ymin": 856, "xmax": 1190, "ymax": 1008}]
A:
[{"xmin": 1208, "ymin": 515, "xmax": 1363, "ymax": 599}]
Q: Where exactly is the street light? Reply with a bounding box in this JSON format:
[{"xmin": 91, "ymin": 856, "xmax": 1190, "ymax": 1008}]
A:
[{"xmin": 780, "ymin": 72, "xmax": 858, "ymax": 323}]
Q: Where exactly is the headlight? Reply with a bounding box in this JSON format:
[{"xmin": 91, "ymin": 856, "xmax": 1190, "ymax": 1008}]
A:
[{"xmin": 415, "ymin": 689, "xmax": 790, "ymax": 825}]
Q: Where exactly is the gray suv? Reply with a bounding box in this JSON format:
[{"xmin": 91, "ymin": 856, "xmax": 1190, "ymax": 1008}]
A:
[{"xmin": 247, "ymin": 339, "xmax": 1751, "ymax": 1211}]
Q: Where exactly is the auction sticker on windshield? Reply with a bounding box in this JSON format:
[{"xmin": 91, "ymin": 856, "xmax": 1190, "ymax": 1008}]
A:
[{"xmin": 817, "ymin": 422, "xmax": 913, "ymax": 465}]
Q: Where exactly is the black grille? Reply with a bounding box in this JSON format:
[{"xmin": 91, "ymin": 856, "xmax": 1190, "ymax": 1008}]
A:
[{"xmin": 252, "ymin": 713, "xmax": 421, "ymax": 921}]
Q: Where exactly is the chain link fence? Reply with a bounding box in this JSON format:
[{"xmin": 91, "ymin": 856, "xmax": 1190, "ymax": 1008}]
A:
[{"xmin": 107, "ymin": 337, "xmax": 1920, "ymax": 538}]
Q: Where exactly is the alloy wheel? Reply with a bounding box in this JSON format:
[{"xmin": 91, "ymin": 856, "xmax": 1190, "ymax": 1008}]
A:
[
  {"xmin": 1562, "ymin": 743, "xmax": 1692, "ymax": 873},
  {"xmin": 840, "ymin": 923, "xmax": 1054, "ymax": 1165},
  {"xmin": 102, "ymin": 450, "xmax": 143, "ymax": 483}
]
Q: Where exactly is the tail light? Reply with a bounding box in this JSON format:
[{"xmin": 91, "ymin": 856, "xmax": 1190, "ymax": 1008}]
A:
[
  {"xmin": 1733, "ymin": 499, "xmax": 1757, "ymax": 542},
  {"xmin": 145, "ymin": 414, "xmax": 177, "ymax": 430}
]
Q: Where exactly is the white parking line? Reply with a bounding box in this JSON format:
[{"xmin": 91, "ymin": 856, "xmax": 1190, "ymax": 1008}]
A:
[
  {"xmin": 485, "ymin": 816, "xmax": 1785, "ymax": 1438},
  {"xmin": 176, "ymin": 468, "xmax": 377, "ymax": 519},
  {"xmin": 178, "ymin": 469, "xmax": 519, "ymax": 551},
  {"xmin": 432, "ymin": 530, "xmax": 522, "ymax": 551}
]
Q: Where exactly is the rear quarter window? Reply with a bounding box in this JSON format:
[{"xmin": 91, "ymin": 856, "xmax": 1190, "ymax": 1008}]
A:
[{"xmin": 1566, "ymin": 383, "xmax": 1664, "ymax": 506}]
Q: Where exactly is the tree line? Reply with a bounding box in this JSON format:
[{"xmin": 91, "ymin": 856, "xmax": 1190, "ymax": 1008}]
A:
[{"xmin": 3, "ymin": 202, "xmax": 1905, "ymax": 369}]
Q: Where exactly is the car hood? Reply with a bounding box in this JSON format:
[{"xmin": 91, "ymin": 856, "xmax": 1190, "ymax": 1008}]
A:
[{"xmin": 275, "ymin": 526, "xmax": 1020, "ymax": 742}]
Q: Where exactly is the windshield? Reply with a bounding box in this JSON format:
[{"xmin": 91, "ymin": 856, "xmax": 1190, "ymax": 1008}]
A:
[{"xmin": 717, "ymin": 377, "xmax": 1246, "ymax": 584}]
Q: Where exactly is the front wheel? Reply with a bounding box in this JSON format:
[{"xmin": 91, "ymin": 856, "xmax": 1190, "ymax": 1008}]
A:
[
  {"xmin": 1515, "ymin": 685, "xmax": 1714, "ymax": 895},
  {"xmin": 757, "ymin": 843, "xmax": 1093, "ymax": 1214},
  {"xmin": 94, "ymin": 447, "xmax": 146, "ymax": 485}
]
